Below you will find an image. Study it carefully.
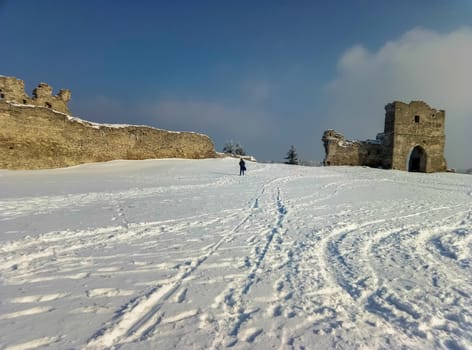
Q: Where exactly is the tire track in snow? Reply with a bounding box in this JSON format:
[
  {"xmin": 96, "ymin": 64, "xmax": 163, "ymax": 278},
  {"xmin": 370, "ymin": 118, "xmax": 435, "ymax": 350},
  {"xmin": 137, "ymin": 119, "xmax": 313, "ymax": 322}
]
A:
[
  {"xmin": 210, "ymin": 185, "xmax": 288, "ymax": 349},
  {"xmin": 0, "ymin": 174, "xmax": 245, "ymax": 221},
  {"xmin": 277, "ymin": 199, "xmax": 450, "ymax": 345},
  {"xmin": 311, "ymin": 202, "xmax": 471, "ymax": 345},
  {"xmin": 322, "ymin": 204, "xmax": 463, "ymax": 299},
  {"xmin": 364, "ymin": 208, "xmax": 472, "ymax": 342},
  {"xmin": 0, "ymin": 209, "xmax": 242, "ymax": 285},
  {"xmin": 85, "ymin": 181, "xmax": 273, "ymax": 349},
  {"xmin": 229, "ymin": 173, "xmax": 357, "ymax": 348}
]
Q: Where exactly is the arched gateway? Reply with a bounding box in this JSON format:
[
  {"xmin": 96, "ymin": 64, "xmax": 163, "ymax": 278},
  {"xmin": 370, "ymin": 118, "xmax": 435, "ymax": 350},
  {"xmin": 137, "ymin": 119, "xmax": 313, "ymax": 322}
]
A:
[
  {"xmin": 408, "ymin": 146, "xmax": 427, "ymax": 172},
  {"xmin": 322, "ymin": 101, "xmax": 447, "ymax": 172}
]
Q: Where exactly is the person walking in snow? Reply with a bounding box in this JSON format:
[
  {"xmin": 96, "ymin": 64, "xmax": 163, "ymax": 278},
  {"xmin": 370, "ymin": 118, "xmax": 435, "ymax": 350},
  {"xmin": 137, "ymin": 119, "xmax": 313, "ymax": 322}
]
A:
[{"xmin": 239, "ymin": 158, "xmax": 246, "ymax": 176}]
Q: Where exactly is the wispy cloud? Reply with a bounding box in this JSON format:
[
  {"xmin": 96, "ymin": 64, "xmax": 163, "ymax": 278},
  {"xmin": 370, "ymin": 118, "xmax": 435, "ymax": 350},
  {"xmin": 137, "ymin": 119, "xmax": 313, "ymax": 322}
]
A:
[
  {"xmin": 241, "ymin": 80, "xmax": 277, "ymax": 102},
  {"xmin": 323, "ymin": 27, "xmax": 472, "ymax": 167},
  {"xmin": 140, "ymin": 98, "xmax": 277, "ymax": 141}
]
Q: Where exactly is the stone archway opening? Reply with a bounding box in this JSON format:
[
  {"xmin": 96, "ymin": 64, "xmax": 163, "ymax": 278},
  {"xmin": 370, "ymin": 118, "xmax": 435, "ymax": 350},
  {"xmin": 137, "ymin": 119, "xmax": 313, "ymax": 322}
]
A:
[{"xmin": 408, "ymin": 146, "xmax": 427, "ymax": 172}]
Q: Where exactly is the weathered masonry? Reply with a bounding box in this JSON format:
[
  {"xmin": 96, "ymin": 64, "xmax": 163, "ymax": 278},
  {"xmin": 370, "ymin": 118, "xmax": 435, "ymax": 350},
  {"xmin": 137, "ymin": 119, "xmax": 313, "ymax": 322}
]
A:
[
  {"xmin": 0, "ymin": 75, "xmax": 216, "ymax": 169},
  {"xmin": 0, "ymin": 76, "xmax": 71, "ymax": 114},
  {"xmin": 322, "ymin": 101, "xmax": 447, "ymax": 173}
]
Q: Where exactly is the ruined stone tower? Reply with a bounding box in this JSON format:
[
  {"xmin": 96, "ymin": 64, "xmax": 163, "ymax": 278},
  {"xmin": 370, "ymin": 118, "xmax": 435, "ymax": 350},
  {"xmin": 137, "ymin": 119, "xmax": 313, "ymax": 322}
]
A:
[
  {"xmin": 382, "ymin": 101, "xmax": 446, "ymax": 172},
  {"xmin": 322, "ymin": 100, "xmax": 447, "ymax": 173}
]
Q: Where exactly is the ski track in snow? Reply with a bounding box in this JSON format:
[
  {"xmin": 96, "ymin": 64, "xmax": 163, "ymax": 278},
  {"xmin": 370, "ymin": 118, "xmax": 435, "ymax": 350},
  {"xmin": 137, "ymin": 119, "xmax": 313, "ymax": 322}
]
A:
[{"xmin": 0, "ymin": 159, "xmax": 471, "ymax": 349}]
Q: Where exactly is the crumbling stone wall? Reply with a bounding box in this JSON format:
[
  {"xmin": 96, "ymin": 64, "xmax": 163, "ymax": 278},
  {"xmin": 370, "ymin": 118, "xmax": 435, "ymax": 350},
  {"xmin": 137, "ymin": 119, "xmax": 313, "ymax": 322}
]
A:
[
  {"xmin": 322, "ymin": 130, "xmax": 383, "ymax": 168},
  {"xmin": 0, "ymin": 76, "xmax": 216, "ymax": 170},
  {"xmin": 0, "ymin": 76, "xmax": 71, "ymax": 114},
  {"xmin": 322, "ymin": 100, "xmax": 447, "ymax": 173}
]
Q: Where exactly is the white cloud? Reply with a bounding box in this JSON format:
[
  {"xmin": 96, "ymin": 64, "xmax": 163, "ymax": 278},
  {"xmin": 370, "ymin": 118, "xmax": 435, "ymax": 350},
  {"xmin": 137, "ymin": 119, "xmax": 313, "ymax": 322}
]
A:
[
  {"xmin": 324, "ymin": 27, "xmax": 472, "ymax": 168},
  {"xmin": 140, "ymin": 99, "xmax": 277, "ymax": 140},
  {"xmin": 241, "ymin": 80, "xmax": 277, "ymax": 102}
]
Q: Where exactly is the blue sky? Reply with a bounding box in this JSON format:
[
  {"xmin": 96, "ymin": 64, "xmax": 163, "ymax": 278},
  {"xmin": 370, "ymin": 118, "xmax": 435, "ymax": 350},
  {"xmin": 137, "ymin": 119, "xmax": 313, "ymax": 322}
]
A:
[{"xmin": 1, "ymin": 0, "xmax": 471, "ymax": 167}]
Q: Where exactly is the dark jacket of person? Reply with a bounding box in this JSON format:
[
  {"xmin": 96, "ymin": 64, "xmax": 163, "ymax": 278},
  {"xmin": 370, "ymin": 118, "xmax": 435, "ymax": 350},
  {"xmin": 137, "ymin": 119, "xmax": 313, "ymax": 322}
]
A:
[{"xmin": 239, "ymin": 159, "xmax": 246, "ymax": 175}]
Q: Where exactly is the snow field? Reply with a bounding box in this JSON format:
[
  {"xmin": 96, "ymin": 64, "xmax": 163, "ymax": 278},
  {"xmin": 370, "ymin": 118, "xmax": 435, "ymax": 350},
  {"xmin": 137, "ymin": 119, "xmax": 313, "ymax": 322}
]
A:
[{"xmin": 0, "ymin": 158, "xmax": 471, "ymax": 349}]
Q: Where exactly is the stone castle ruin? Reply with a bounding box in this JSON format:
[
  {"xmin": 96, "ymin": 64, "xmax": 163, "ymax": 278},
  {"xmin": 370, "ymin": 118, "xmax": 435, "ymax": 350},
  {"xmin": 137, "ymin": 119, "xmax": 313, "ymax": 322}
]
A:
[
  {"xmin": 0, "ymin": 76, "xmax": 216, "ymax": 169},
  {"xmin": 322, "ymin": 101, "xmax": 447, "ymax": 173},
  {"xmin": 0, "ymin": 76, "xmax": 71, "ymax": 114}
]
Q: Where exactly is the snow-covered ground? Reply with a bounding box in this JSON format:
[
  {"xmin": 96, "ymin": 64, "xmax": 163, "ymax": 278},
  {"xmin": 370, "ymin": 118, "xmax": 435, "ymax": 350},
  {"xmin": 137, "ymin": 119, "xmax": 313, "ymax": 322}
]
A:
[{"xmin": 0, "ymin": 158, "xmax": 471, "ymax": 350}]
